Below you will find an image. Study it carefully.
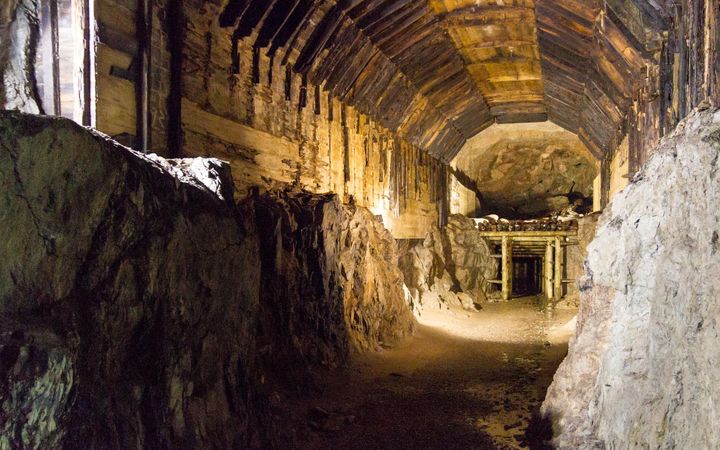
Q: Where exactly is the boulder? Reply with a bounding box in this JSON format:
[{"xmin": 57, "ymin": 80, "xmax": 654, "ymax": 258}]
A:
[
  {"xmin": 400, "ymin": 214, "xmax": 497, "ymax": 311},
  {"xmin": 542, "ymin": 108, "xmax": 720, "ymax": 448},
  {"xmin": 255, "ymin": 190, "xmax": 415, "ymax": 369}
]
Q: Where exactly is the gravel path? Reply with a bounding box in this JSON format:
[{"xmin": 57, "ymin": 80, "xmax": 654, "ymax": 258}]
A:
[{"xmin": 287, "ymin": 297, "xmax": 575, "ymax": 450}]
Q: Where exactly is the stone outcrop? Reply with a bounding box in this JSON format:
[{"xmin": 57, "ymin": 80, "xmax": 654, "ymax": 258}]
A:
[
  {"xmin": 0, "ymin": 111, "xmax": 414, "ymax": 449},
  {"xmin": 400, "ymin": 214, "xmax": 498, "ymax": 311},
  {"xmin": 542, "ymin": 109, "xmax": 720, "ymax": 448},
  {"xmin": 562, "ymin": 213, "xmax": 600, "ymax": 307},
  {"xmin": 255, "ymin": 191, "xmax": 415, "ymax": 370},
  {"xmin": 0, "ymin": 111, "xmax": 273, "ymax": 449}
]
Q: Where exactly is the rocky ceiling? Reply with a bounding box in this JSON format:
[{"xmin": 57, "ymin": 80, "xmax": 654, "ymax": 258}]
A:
[
  {"xmin": 452, "ymin": 122, "xmax": 598, "ymax": 218},
  {"xmin": 220, "ymin": 0, "xmax": 669, "ymax": 162}
]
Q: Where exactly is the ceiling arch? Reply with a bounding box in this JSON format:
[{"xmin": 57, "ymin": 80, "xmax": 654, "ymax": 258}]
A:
[{"xmin": 219, "ymin": 0, "xmax": 669, "ymax": 161}]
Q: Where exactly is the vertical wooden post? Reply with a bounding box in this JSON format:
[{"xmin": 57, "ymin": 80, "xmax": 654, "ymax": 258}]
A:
[
  {"xmin": 601, "ymin": 157, "xmax": 611, "ymax": 208},
  {"xmin": 167, "ymin": 0, "xmax": 184, "ymax": 157},
  {"xmin": 136, "ymin": 0, "xmax": 152, "ymax": 151},
  {"xmin": 501, "ymin": 236, "xmax": 513, "ymax": 301},
  {"xmin": 554, "ymin": 236, "xmax": 563, "ymax": 300},
  {"xmin": 545, "ymin": 240, "xmax": 554, "ymax": 299},
  {"xmin": 82, "ymin": 0, "xmax": 95, "ymax": 126}
]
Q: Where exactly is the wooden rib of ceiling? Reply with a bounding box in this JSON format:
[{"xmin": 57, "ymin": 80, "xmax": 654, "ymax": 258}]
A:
[
  {"xmin": 218, "ymin": 0, "xmax": 671, "ymax": 162},
  {"xmin": 429, "ymin": 0, "xmax": 547, "ymax": 124},
  {"xmin": 220, "ymin": 0, "xmax": 495, "ymax": 163},
  {"xmin": 536, "ymin": 0, "xmax": 665, "ymax": 156}
]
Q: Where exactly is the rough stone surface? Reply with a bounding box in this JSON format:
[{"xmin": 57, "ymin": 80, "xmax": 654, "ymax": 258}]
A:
[
  {"xmin": 0, "ymin": 111, "xmax": 272, "ymax": 449},
  {"xmin": 0, "ymin": 0, "xmax": 40, "ymax": 113},
  {"xmin": 0, "ymin": 318, "xmax": 74, "ymax": 450},
  {"xmin": 542, "ymin": 109, "xmax": 720, "ymax": 449},
  {"xmin": 453, "ymin": 122, "xmax": 596, "ymax": 218},
  {"xmin": 0, "ymin": 112, "xmax": 415, "ymax": 449},
  {"xmin": 256, "ymin": 190, "xmax": 416, "ymax": 370},
  {"xmin": 400, "ymin": 214, "xmax": 498, "ymax": 311}
]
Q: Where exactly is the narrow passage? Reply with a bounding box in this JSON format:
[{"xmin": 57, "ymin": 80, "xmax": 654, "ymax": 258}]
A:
[{"xmin": 291, "ymin": 298, "xmax": 576, "ymax": 450}]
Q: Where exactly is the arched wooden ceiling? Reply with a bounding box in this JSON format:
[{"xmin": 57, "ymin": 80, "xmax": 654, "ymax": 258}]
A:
[{"xmin": 219, "ymin": 0, "xmax": 669, "ymax": 162}]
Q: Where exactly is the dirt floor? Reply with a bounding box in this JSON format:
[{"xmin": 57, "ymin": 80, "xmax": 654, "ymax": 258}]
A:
[{"xmin": 285, "ymin": 296, "xmax": 576, "ymax": 450}]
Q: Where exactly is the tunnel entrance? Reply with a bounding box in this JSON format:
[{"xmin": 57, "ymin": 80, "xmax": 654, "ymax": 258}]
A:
[
  {"xmin": 512, "ymin": 257, "xmax": 543, "ymax": 296},
  {"xmin": 483, "ymin": 226, "xmax": 577, "ymax": 301}
]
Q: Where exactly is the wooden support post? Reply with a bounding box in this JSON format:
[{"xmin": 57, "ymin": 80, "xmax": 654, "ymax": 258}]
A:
[
  {"xmin": 554, "ymin": 236, "xmax": 563, "ymax": 300},
  {"xmin": 137, "ymin": 0, "xmax": 152, "ymax": 151},
  {"xmin": 501, "ymin": 236, "xmax": 513, "ymax": 301},
  {"xmin": 545, "ymin": 241, "xmax": 554, "ymax": 299}
]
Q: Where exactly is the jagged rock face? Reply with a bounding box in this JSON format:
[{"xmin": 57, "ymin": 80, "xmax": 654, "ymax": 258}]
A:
[
  {"xmin": 400, "ymin": 215, "xmax": 498, "ymax": 311},
  {"xmin": 0, "ymin": 112, "xmax": 415, "ymax": 449},
  {"xmin": 0, "ymin": 112, "xmax": 271, "ymax": 449},
  {"xmin": 563, "ymin": 213, "xmax": 600, "ymax": 306},
  {"xmin": 256, "ymin": 191, "xmax": 415, "ymax": 369},
  {"xmin": 452, "ymin": 123, "xmax": 597, "ymax": 218},
  {"xmin": 542, "ymin": 109, "xmax": 720, "ymax": 448}
]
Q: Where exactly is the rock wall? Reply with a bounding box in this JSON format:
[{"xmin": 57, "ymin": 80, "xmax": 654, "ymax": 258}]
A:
[
  {"xmin": 542, "ymin": 108, "xmax": 720, "ymax": 448},
  {"xmin": 452, "ymin": 122, "xmax": 597, "ymax": 218},
  {"xmin": 563, "ymin": 213, "xmax": 600, "ymax": 306},
  {"xmin": 0, "ymin": 111, "xmax": 270, "ymax": 448},
  {"xmin": 0, "ymin": 111, "xmax": 414, "ymax": 449},
  {"xmin": 255, "ymin": 190, "xmax": 415, "ymax": 370},
  {"xmin": 400, "ymin": 215, "xmax": 497, "ymax": 311}
]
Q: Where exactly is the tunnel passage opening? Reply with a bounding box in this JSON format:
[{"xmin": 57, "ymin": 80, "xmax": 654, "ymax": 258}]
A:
[
  {"xmin": 511, "ymin": 256, "xmax": 543, "ymax": 297},
  {"xmin": 483, "ymin": 225, "xmax": 576, "ymax": 302}
]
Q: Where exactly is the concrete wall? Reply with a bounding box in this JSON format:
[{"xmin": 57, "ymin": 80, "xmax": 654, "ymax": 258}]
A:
[
  {"xmin": 608, "ymin": 135, "xmax": 630, "ymax": 201},
  {"xmin": 449, "ymin": 172, "xmax": 479, "ymax": 217}
]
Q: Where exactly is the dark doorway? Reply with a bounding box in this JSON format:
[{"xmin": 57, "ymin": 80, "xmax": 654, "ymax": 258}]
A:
[{"xmin": 512, "ymin": 257, "xmax": 542, "ymax": 296}]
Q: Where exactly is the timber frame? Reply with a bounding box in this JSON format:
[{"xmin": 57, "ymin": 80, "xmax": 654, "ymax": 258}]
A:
[{"xmin": 479, "ymin": 230, "xmax": 578, "ymax": 301}]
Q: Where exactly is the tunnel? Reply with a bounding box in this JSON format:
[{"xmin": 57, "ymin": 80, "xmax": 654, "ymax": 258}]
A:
[
  {"xmin": 1, "ymin": 0, "xmax": 719, "ymax": 449},
  {"xmin": 511, "ymin": 257, "xmax": 542, "ymax": 297}
]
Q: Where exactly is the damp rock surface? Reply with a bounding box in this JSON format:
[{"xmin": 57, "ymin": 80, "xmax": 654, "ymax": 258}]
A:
[{"xmin": 542, "ymin": 108, "xmax": 720, "ymax": 449}]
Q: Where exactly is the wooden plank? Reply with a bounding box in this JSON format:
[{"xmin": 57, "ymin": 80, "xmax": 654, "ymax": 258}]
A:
[
  {"xmin": 554, "ymin": 236, "xmax": 563, "ymax": 299},
  {"xmin": 501, "ymin": 235, "xmax": 513, "ymax": 301},
  {"xmin": 545, "ymin": 240, "xmax": 554, "ymax": 299},
  {"xmin": 477, "ymin": 231, "xmax": 577, "ymax": 238}
]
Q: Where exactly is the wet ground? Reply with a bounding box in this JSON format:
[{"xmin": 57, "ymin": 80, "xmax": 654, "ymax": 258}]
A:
[{"xmin": 287, "ymin": 296, "xmax": 576, "ymax": 449}]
